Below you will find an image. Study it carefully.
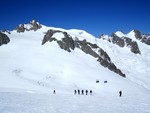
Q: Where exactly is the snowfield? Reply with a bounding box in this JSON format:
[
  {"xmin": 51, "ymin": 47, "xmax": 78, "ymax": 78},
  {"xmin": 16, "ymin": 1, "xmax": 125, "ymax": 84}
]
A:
[
  {"xmin": 0, "ymin": 89, "xmax": 150, "ymax": 113},
  {"xmin": 0, "ymin": 23, "xmax": 150, "ymax": 113}
]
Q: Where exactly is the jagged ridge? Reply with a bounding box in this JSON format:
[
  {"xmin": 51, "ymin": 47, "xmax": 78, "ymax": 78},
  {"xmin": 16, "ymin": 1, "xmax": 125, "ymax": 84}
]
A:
[
  {"xmin": 42, "ymin": 29, "xmax": 126, "ymax": 77},
  {"xmin": 16, "ymin": 20, "xmax": 42, "ymax": 33}
]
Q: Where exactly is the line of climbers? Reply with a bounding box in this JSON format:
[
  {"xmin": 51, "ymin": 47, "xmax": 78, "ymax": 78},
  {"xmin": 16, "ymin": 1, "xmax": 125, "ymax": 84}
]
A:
[
  {"xmin": 53, "ymin": 90, "xmax": 122, "ymax": 97},
  {"xmin": 74, "ymin": 89, "xmax": 92, "ymax": 95}
]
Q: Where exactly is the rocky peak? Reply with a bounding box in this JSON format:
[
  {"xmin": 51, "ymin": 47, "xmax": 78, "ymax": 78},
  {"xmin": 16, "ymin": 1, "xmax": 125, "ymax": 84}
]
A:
[
  {"xmin": 105, "ymin": 32, "xmax": 141, "ymax": 54},
  {"xmin": 29, "ymin": 19, "xmax": 42, "ymax": 31},
  {"xmin": 133, "ymin": 29, "xmax": 150, "ymax": 45},
  {"xmin": 0, "ymin": 32, "xmax": 10, "ymax": 46},
  {"xmin": 16, "ymin": 19, "xmax": 42, "ymax": 33},
  {"xmin": 133, "ymin": 29, "xmax": 142, "ymax": 40},
  {"xmin": 111, "ymin": 33, "xmax": 125, "ymax": 47}
]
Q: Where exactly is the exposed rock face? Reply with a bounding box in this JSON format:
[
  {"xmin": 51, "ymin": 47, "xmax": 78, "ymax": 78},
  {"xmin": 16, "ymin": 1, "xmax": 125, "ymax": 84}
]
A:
[
  {"xmin": 111, "ymin": 33, "xmax": 141, "ymax": 54},
  {"xmin": 112, "ymin": 33, "xmax": 125, "ymax": 47},
  {"xmin": 16, "ymin": 24, "xmax": 25, "ymax": 33},
  {"xmin": 133, "ymin": 30, "xmax": 150, "ymax": 45},
  {"xmin": 130, "ymin": 41, "xmax": 141, "ymax": 54},
  {"xmin": 42, "ymin": 29, "xmax": 126, "ymax": 77},
  {"xmin": 98, "ymin": 48, "xmax": 111, "ymax": 62},
  {"xmin": 76, "ymin": 39, "xmax": 99, "ymax": 58},
  {"xmin": 141, "ymin": 35, "xmax": 150, "ymax": 45},
  {"xmin": 42, "ymin": 29, "xmax": 75, "ymax": 52},
  {"xmin": 57, "ymin": 32, "xmax": 75, "ymax": 52},
  {"xmin": 16, "ymin": 20, "xmax": 42, "ymax": 33},
  {"xmin": 134, "ymin": 30, "xmax": 142, "ymax": 40},
  {"xmin": 30, "ymin": 20, "xmax": 42, "ymax": 31},
  {"xmin": 0, "ymin": 32, "xmax": 10, "ymax": 46}
]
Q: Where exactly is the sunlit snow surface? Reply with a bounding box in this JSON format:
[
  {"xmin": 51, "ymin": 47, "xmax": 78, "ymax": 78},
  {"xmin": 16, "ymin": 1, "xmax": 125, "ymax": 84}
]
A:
[{"xmin": 0, "ymin": 25, "xmax": 150, "ymax": 113}]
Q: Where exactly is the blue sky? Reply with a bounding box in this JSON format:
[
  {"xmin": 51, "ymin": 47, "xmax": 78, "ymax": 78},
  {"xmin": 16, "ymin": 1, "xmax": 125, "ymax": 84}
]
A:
[{"xmin": 0, "ymin": 0, "xmax": 150, "ymax": 37}]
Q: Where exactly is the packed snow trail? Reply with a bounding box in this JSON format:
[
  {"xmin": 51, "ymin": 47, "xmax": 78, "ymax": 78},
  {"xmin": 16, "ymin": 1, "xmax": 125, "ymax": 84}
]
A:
[{"xmin": 0, "ymin": 89, "xmax": 150, "ymax": 113}]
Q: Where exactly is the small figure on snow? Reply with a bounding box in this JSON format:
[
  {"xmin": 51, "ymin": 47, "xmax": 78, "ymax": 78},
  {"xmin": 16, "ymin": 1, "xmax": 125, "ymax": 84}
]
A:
[
  {"xmin": 81, "ymin": 90, "xmax": 84, "ymax": 95},
  {"xmin": 53, "ymin": 90, "xmax": 56, "ymax": 94},
  {"xmin": 74, "ymin": 90, "xmax": 77, "ymax": 95},
  {"xmin": 78, "ymin": 89, "xmax": 80, "ymax": 95},
  {"xmin": 119, "ymin": 91, "xmax": 122, "ymax": 97},
  {"xmin": 90, "ymin": 90, "xmax": 92, "ymax": 95},
  {"xmin": 86, "ymin": 90, "xmax": 88, "ymax": 95}
]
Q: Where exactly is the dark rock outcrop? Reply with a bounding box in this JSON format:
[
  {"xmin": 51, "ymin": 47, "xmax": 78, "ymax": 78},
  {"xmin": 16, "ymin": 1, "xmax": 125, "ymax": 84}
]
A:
[
  {"xmin": 134, "ymin": 29, "xmax": 142, "ymax": 40},
  {"xmin": 112, "ymin": 33, "xmax": 125, "ymax": 47},
  {"xmin": 16, "ymin": 20, "xmax": 42, "ymax": 33},
  {"xmin": 16, "ymin": 24, "xmax": 25, "ymax": 33},
  {"xmin": 57, "ymin": 32, "xmax": 75, "ymax": 52},
  {"xmin": 0, "ymin": 32, "xmax": 10, "ymax": 46},
  {"xmin": 42, "ymin": 29, "xmax": 62, "ymax": 45},
  {"xmin": 97, "ymin": 55, "xmax": 125, "ymax": 77},
  {"xmin": 130, "ymin": 41, "xmax": 141, "ymax": 54},
  {"xmin": 42, "ymin": 29, "xmax": 126, "ymax": 77},
  {"xmin": 30, "ymin": 20, "xmax": 42, "ymax": 31},
  {"xmin": 133, "ymin": 29, "xmax": 150, "ymax": 45},
  {"xmin": 111, "ymin": 33, "xmax": 141, "ymax": 54},
  {"xmin": 42, "ymin": 29, "xmax": 75, "ymax": 52},
  {"xmin": 141, "ymin": 35, "xmax": 150, "ymax": 45},
  {"xmin": 98, "ymin": 48, "xmax": 111, "ymax": 62},
  {"xmin": 76, "ymin": 39, "xmax": 99, "ymax": 58}
]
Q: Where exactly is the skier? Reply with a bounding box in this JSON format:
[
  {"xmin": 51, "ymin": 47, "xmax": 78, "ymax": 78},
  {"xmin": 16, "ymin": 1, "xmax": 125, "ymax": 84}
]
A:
[{"xmin": 119, "ymin": 91, "xmax": 122, "ymax": 97}]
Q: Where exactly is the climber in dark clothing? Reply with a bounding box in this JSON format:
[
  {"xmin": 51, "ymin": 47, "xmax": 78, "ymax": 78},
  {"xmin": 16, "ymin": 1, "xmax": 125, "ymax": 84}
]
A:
[
  {"xmin": 90, "ymin": 90, "xmax": 92, "ymax": 95},
  {"xmin": 119, "ymin": 91, "xmax": 122, "ymax": 97},
  {"xmin": 81, "ymin": 90, "xmax": 84, "ymax": 95},
  {"xmin": 86, "ymin": 90, "xmax": 88, "ymax": 95},
  {"xmin": 53, "ymin": 90, "xmax": 56, "ymax": 94},
  {"xmin": 74, "ymin": 90, "xmax": 77, "ymax": 95},
  {"xmin": 78, "ymin": 89, "xmax": 80, "ymax": 95}
]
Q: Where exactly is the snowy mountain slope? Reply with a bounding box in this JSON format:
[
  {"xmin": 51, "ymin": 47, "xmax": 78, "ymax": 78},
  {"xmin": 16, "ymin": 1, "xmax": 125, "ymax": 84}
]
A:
[
  {"xmin": 99, "ymin": 30, "xmax": 150, "ymax": 90},
  {"xmin": 0, "ymin": 20, "xmax": 150, "ymax": 113},
  {"xmin": 0, "ymin": 27, "xmax": 126, "ymax": 93},
  {"xmin": 0, "ymin": 20, "xmax": 150, "ymax": 93}
]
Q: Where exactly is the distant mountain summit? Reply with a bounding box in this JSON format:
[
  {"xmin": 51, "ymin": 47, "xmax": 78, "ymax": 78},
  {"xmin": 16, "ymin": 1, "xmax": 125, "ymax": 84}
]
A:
[{"xmin": 16, "ymin": 19, "xmax": 42, "ymax": 32}]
